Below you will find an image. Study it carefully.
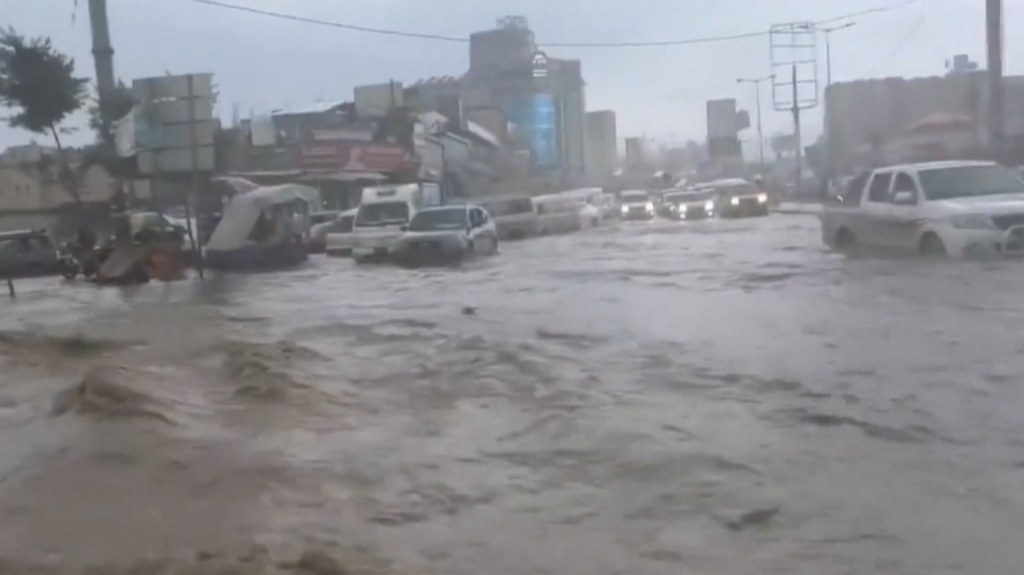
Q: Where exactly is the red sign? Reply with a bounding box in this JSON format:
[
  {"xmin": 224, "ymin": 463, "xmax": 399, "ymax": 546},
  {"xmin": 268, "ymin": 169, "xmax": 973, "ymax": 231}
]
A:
[{"xmin": 293, "ymin": 142, "xmax": 416, "ymax": 173}]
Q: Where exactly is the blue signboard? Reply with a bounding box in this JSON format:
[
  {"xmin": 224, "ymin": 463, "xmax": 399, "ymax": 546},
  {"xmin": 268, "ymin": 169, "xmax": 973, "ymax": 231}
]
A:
[
  {"xmin": 531, "ymin": 94, "xmax": 558, "ymax": 167},
  {"xmin": 500, "ymin": 93, "xmax": 560, "ymax": 169}
]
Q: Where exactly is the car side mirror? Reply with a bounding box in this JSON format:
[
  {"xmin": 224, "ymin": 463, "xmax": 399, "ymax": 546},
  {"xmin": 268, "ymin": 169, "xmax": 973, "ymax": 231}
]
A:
[
  {"xmin": 891, "ymin": 190, "xmax": 916, "ymax": 205},
  {"xmin": 399, "ymin": 224, "xmax": 408, "ymax": 232}
]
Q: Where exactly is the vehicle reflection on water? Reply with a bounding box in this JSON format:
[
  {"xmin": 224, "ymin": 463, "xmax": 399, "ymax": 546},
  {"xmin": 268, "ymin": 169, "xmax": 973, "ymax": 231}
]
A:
[{"xmin": 1, "ymin": 214, "xmax": 1023, "ymax": 574}]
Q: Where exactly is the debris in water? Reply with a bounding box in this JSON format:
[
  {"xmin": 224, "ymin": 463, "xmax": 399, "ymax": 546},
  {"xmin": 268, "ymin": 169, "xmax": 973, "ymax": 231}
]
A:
[
  {"xmin": 722, "ymin": 505, "xmax": 781, "ymax": 531},
  {"xmin": 462, "ymin": 305, "xmax": 476, "ymax": 315},
  {"xmin": 49, "ymin": 365, "xmax": 174, "ymax": 424},
  {"xmin": 294, "ymin": 549, "xmax": 350, "ymax": 575}
]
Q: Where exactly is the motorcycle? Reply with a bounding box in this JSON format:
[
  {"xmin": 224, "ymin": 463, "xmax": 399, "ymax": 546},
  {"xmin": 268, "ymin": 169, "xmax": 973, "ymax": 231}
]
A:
[{"xmin": 57, "ymin": 242, "xmax": 105, "ymax": 280}]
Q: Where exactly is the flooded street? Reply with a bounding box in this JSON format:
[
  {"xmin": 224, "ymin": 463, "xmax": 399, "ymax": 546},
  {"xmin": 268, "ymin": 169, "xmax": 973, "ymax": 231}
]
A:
[{"xmin": 2, "ymin": 213, "xmax": 1024, "ymax": 574}]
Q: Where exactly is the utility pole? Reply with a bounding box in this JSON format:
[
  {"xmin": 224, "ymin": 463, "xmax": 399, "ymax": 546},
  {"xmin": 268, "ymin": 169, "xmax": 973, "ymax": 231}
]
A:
[
  {"xmin": 819, "ymin": 22, "xmax": 855, "ymax": 180},
  {"xmin": 791, "ymin": 65, "xmax": 802, "ymax": 189},
  {"xmin": 986, "ymin": 0, "xmax": 1004, "ymax": 148},
  {"xmin": 88, "ymin": 0, "xmax": 116, "ymax": 129},
  {"xmin": 737, "ymin": 75, "xmax": 773, "ymax": 173}
]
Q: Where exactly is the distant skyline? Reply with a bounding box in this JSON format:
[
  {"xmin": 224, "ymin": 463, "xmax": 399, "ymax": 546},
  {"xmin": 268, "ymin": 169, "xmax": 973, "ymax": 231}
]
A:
[{"xmin": 0, "ymin": 0, "xmax": 1017, "ymax": 150}]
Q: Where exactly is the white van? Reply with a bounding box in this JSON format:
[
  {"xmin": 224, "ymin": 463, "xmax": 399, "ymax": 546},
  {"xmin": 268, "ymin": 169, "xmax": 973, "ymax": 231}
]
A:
[
  {"xmin": 351, "ymin": 182, "xmax": 441, "ymax": 262},
  {"xmin": 532, "ymin": 194, "xmax": 584, "ymax": 235}
]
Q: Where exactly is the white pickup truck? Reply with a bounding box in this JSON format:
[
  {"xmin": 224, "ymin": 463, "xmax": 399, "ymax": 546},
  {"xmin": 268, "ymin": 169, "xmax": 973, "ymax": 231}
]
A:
[{"xmin": 820, "ymin": 160, "xmax": 1024, "ymax": 258}]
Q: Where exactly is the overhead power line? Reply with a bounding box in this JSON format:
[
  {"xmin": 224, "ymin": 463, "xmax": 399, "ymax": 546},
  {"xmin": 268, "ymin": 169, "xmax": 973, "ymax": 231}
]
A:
[{"xmin": 192, "ymin": 0, "xmax": 919, "ymax": 48}]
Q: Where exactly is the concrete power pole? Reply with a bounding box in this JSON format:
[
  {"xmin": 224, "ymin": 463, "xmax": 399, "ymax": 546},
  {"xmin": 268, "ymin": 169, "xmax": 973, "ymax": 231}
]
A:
[
  {"xmin": 986, "ymin": 0, "xmax": 1004, "ymax": 147},
  {"xmin": 88, "ymin": 0, "xmax": 116, "ymax": 127}
]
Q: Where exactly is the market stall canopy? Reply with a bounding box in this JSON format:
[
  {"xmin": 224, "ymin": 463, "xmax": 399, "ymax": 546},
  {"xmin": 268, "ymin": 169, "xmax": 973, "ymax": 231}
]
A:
[{"xmin": 205, "ymin": 184, "xmax": 321, "ymax": 253}]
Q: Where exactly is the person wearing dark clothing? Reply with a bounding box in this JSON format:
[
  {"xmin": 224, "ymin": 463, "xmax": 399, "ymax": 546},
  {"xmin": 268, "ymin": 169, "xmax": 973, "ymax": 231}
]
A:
[{"xmin": 77, "ymin": 227, "xmax": 97, "ymax": 250}]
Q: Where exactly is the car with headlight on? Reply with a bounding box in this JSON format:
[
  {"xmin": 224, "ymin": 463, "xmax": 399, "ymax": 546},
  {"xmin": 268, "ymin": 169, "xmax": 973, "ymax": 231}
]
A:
[
  {"xmin": 618, "ymin": 190, "xmax": 654, "ymax": 221},
  {"xmin": 704, "ymin": 178, "xmax": 769, "ymax": 218},
  {"xmin": 821, "ymin": 160, "xmax": 1024, "ymax": 259},
  {"xmin": 393, "ymin": 204, "xmax": 498, "ymax": 266},
  {"xmin": 660, "ymin": 189, "xmax": 716, "ymax": 220}
]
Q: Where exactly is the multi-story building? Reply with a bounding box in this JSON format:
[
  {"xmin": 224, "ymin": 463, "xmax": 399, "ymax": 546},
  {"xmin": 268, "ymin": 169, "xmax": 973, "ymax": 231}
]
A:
[
  {"xmin": 585, "ymin": 110, "xmax": 617, "ymax": 183},
  {"xmin": 625, "ymin": 137, "xmax": 645, "ymax": 169},
  {"xmin": 825, "ymin": 69, "xmax": 1024, "ymax": 171},
  {"xmin": 463, "ymin": 17, "xmax": 588, "ymax": 181}
]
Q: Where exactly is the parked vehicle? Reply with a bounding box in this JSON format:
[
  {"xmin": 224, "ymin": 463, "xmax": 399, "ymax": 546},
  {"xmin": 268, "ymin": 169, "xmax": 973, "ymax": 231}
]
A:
[
  {"xmin": 705, "ymin": 178, "xmax": 769, "ymax": 218},
  {"xmin": 477, "ymin": 194, "xmax": 538, "ymax": 240},
  {"xmin": 323, "ymin": 208, "xmax": 358, "ymax": 257},
  {"xmin": 579, "ymin": 202, "xmax": 602, "ymax": 228},
  {"xmin": 556, "ymin": 188, "xmax": 606, "ymax": 226},
  {"xmin": 0, "ymin": 229, "xmax": 68, "ymax": 279},
  {"xmin": 352, "ymin": 182, "xmax": 442, "ymax": 263},
  {"xmin": 821, "ymin": 160, "xmax": 1024, "ymax": 258},
  {"xmin": 660, "ymin": 189, "xmax": 716, "ymax": 220},
  {"xmin": 595, "ymin": 193, "xmax": 617, "ymax": 219},
  {"xmin": 532, "ymin": 194, "xmax": 584, "ymax": 235},
  {"xmin": 204, "ymin": 184, "xmax": 319, "ymax": 271},
  {"xmin": 128, "ymin": 212, "xmax": 188, "ymax": 248},
  {"xmin": 393, "ymin": 204, "xmax": 499, "ymax": 266},
  {"xmin": 619, "ymin": 190, "xmax": 654, "ymax": 220}
]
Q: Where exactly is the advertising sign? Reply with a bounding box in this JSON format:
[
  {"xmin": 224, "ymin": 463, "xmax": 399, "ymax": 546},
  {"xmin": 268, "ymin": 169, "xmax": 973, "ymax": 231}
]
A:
[
  {"xmin": 706, "ymin": 99, "xmax": 741, "ymax": 158},
  {"xmin": 294, "ymin": 142, "xmax": 416, "ymax": 173},
  {"xmin": 500, "ymin": 94, "xmax": 560, "ymax": 169}
]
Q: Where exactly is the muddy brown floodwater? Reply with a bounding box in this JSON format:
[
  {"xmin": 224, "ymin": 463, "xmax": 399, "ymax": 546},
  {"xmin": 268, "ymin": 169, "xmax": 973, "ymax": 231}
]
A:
[{"xmin": 2, "ymin": 214, "xmax": 1024, "ymax": 574}]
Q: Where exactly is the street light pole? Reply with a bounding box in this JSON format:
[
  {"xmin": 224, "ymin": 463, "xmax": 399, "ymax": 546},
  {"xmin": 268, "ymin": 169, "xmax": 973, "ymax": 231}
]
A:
[
  {"xmin": 986, "ymin": 0, "xmax": 1004, "ymax": 148},
  {"xmin": 817, "ymin": 22, "xmax": 855, "ymax": 183},
  {"xmin": 737, "ymin": 75, "xmax": 774, "ymax": 173},
  {"xmin": 819, "ymin": 22, "xmax": 855, "ymax": 88}
]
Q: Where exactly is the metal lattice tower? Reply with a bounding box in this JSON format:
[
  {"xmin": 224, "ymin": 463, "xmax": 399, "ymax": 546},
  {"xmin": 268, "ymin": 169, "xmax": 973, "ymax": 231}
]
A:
[{"xmin": 769, "ymin": 22, "xmax": 819, "ymax": 187}]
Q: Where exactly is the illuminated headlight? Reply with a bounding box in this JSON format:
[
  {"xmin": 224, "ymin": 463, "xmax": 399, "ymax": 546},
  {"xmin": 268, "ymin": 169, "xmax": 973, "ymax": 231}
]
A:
[
  {"xmin": 620, "ymin": 205, "xmax": 629, "ymax": 213},
  {"xmin": 757, "ymin": 193, "xmax": 768, "ymax": 203},
  {"xmin": 678, "ymin": 204, "xmax": 686, "ymax": 212},
  {"xmin": 704, "ymin": 201, "xmax": 714, "ymax": 211},
  {"xmin": 645, "ymin": 202, "xmax": 654, "ymax": 212},
  {"xmin": 948, "ymin": 214, "xmax": 996, "ymax": 230},
  {"xmin": 730, "ymin": 197, "xmax": 740, "ymax": 206}
]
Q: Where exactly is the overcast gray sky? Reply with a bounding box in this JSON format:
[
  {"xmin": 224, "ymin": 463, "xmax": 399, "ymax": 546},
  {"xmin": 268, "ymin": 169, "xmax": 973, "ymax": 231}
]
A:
[{"xmin": 0, "ymin": 0, "xmax": 1016, "ymax": 150}]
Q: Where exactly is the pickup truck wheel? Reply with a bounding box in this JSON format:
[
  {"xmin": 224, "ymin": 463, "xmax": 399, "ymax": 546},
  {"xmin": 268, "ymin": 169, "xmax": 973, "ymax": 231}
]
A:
[
  {"xmin": 834, "ymin": 227, "xmax": 856, "ymax": 250},
  {"xmin": 920, "ymin": 233, "xmax": 948, "ymax": 258}
]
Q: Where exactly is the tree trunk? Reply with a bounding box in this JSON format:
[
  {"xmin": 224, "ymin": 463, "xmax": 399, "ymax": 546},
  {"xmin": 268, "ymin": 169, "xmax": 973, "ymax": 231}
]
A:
[{"xmin": 49, "ymin": 124, "xmax": 83, "ymax": 206}]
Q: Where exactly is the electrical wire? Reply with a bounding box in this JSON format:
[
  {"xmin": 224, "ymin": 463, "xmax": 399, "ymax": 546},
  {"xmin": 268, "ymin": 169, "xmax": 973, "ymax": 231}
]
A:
[
  {"xmin": 191, "ymin": 0, "xmax": 917, "ymax": 48},
  {"xmin": 865, "ymin": 13, "xmax": 927, "ymax": 75},
  {"xmin": 815, "ymin": 0, "xmax": 920, "ymax": 26}
]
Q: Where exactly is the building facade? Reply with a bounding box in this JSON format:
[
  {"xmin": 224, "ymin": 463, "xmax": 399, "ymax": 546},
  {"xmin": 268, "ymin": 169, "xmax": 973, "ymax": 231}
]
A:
[
  {"xmin": 825, "ymin": 72, "xmax": 1024, "ymax": 172},
  {"xmin": 585, "ymin": 110, "xmax": 617, "ymax": 183},
  {"xmin": 624, "ymin": 137, "xmax": 645, "ymax": 169},
  {"xmin": 464, "ymin": 17, "xmax": 587, "ymax": 181}
]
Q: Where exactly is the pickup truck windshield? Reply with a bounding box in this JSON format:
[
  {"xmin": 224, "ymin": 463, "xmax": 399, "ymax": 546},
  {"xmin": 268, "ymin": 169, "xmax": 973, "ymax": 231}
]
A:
[
  {"xmin": 717, "ymin": 184, "xmax": 758, "ymax": 197},
  {"xmin": 664, "ymin": 192, "xmax": 713, "ymax": 203},
  {"xmin": 408, "ymin": 208, "xmax": 467, "ymax": 232},
  {"xmin": 920, "ymin": 166, "xmax": 1024, "ymax": 200},
  {"xmin": 355, "ymin": 202, "xmax": 409, "ymax": 226},
  {"xmin": 484, "ymin": 198, "xmax": 533, "ymax": 217},
  {"xmin": 621, "ymin": 193, "xmax": 649, "ymax": 203}
]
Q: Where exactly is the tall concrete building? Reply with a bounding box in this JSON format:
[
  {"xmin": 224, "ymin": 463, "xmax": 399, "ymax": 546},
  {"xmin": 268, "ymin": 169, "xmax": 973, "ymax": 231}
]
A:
[
  {"xmin": 464, "ymin": 17, "xmax": 587, "ymax": 179},
  {"xmin": 625, "ymin": 137, "xmax": 645, "ymax": 168},
  {"xmin": 585, "ymin": 111, "xmax": 617, "ymax": 182}
]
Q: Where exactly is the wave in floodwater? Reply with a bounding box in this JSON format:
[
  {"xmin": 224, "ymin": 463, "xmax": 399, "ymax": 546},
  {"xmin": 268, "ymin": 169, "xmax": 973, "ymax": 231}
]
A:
[{"xmin": 2, "ymin": 216, "xmax": 1024, "ymax": 574}]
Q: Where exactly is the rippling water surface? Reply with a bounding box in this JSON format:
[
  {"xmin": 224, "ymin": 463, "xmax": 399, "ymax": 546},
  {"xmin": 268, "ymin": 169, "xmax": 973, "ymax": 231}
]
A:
[{"xmin": 2, "ymin": 214, "xmax": 1024, "ymax": 574}]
